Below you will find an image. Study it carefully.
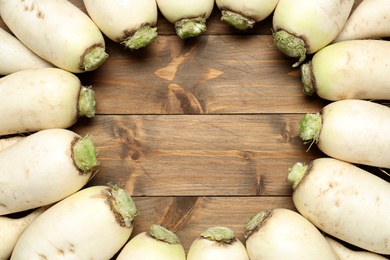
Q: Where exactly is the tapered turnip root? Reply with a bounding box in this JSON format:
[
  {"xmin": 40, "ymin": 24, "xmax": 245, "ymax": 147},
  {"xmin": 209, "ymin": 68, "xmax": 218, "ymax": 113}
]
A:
[
  {"xmin": 272, "ymin": 0, "xmax": 354, "ymax": 67},
  {"xmin": 0, "ymin": 67, "xmax": 95, "ymax": 136},
  {"xmin": 215, "ymin": 0, "xmax": 279, "ymax": 30},
  {"xmin": 299, "ymin": 99, "xmax": 390, "ymax": 168},
  {"xmin": 0, "ymin": 28, "xmax": 52, "ymax": 75},
  {"xmin": 0, "ymin": 136, "xmax": 25, "ymax": 152},
  {"xmin": 0, "ymin": 0, "xmax": 108, "ymax": 73},
  {"xmin": 83, "ymin": 0, "xmax": 158, "ymax": 50},
  {"xmin": 11, "ymin": 185, "xmax": 137, "ymax": 259},
  {"xmin": 301, "ymin": 39, "xmax": 390, "ymax": 100},
  {"xmin": 0, "ymin": 129, "xmax": 99, "ymax": 215},
  {"xmin": 117, "ymin": 224, "xmax": 186, "ymax": 260},
  {"xmin": 288, "ymin": 158, "xmax": 390, "ymax": 254},
  {"xmin": 245, "ymin": 208, "xmax": 338, "ymax": 259}
]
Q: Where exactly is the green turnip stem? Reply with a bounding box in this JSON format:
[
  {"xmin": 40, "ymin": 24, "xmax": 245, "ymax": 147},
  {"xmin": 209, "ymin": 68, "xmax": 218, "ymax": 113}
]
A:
[
  {"xmin": 244, "ymin": 210, "xmax": 271, "ymax": 238},
  {"xmin": 201, "ymin": 226, "xmax": 235, "ymax": 243},
  {"xmin": 175, "ymin": 17, "xmax": 207, "ymax": 39},
  {"xmin": 220, "ymin": 10, "xmax": 255, "ymax": 30},
  {"xmin": 301, "ymin": 62, "xmax": 315, "ymax": 95},
  {"xmin": 298, "ymin": 112, "xmax": 322, "ymax": 150},
  {"xmin": 72, "ymin": 134, "xmax": 99, "ymax": 173},
  {"xmin": 83, "ymin": 46, "xmax": 109, "ymax": 72},
  {"xmin": 273, "ymin": 30, "xmax": 306, "ymax": 67},
  {"xmin": 110, "ymin": 185, "xmax": 138, "ymax": 228},
  {"xmin": 149, "ymin": 224, "xmax": 180, "ymax": 244},
  {"xmin": 121, "ymin": 25, "xmax": 158, "ymax": 50},
  {"xmin": 287, "ymin": 162, "xmax": 308, "ymax": 189},
  {"xmin": 78, "ymin": 86, "xmax": 96, "ymax": 118}
]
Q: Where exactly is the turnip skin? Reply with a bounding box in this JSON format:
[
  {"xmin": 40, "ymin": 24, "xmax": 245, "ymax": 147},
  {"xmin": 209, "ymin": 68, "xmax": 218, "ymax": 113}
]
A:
[
  {"xmin": 215, "ymin": 0, "xmax": 279, "ymax": 30},
  {"xmin": 0, "ymin": 129, "xmax": 99, "ymax": 215},
  {"xmin": 0, "ymin": 136, "xmax": 25, "ymax": 152},
  {"xmin": 299, "ymin": 99, "xmax": 390, "ymax": 168},
  {"xmin": 0, "ymin": 28, "xmax": 52, "ymax": 75},
  {"xmin": 245, "ymin": 208, "xmax": 338, "ymax": 260},
  {"xmin": 0, "ymin": 0, "xmax": 108, "ymax": 73},
  {"xmin": 0, "ymin": 67, "xmax": 95, "ymax": 136},
  {"xmin": 0, "ymin": 206, "xmax": 48, "ymax": 260},
  {"xmin": 11, "ymin": 185, "xmax": 138, "ymax": 259},
  {"xmin": 272, "ymin": 0, "xmax": 354, "ymax": 67},
  {"xmin": 187, "ymin": 226, "xmax": 249, "ymax": 260},
  {"xmin": 288, "ymin": 158, "xmax": 390, "ymax": 254},
  {"xmin": 301, "ymin": 40, "xmax": 390, "ymax": 100},
  {"xmin": 156, "ymin": 0, "xmax": 214, "ymax": 38},
  {"xmin": 325, "ymin": 236, "xmax": 389, "ymax": 260},
  {"xmin": 83, "ymin": 0, "xmax": 158, "ymax": 50},
  {"xmin": 334, "ymin": 0, "xmax": 390, "ymax": 42},
  {"xmin": 117, "ymin": 224, "xmax": 186, "ymax": 260}
]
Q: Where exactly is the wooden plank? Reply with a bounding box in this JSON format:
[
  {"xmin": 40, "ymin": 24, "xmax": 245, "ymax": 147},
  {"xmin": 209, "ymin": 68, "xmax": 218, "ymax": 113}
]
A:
[{"xmin": 72, "ymin": 114, "xmax": 325, "ymax": 197}]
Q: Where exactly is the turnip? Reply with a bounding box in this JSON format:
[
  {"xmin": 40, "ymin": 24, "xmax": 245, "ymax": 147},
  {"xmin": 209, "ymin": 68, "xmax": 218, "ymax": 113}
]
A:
[
  {"xmin": 334, "ymin": 0, "xmax": 390, "ymax": 42},
  {"xmin": 83, "ymin": 0, "xmax": 158, "ymax": 50},
  {"xmin": 0, "ymin": 206, "xmax": 49, "ymax": 260},
  {"xmin": 298, "ymin": 99, "xmax": 390, "ymax": 168},
  {"xmin": 11, "ymin": 185, "xmax": 138, "ymax": 259},
  {"xmin": 272, "ymin": 0, "xmax": 354, "ymax": 67},
  {"xmin": 117, "ymin": 224, "xmax": 186, "ymax": 260},
  {"xmin": 245, "ymin": 208, "xmax": 338, "ymax": 259},
  {"xmin": 301, "ymin": 40, "xmax": 390, "ymax": 100},
  {"xmin": 156, "ymin": 0, "xmax": 214, "ymax": 38},
  {"xmin": 325, "ymin": 236, "xmax": 389, "ymax": 260},
  {"xmin": 0, "ymin": 0, "xmax": 108, "ymax": 73},
  {"xmin": 215, "ymin": 0, "xmax": 279, "ymax": 30},
  {"xmin": 287, "ymin": 158, "xmax": 390, "ymax": 254},
  {"xmin": 0, "ymin": 67, "xmax": 95, "ymax": 136},
  {"xmin": 0, "ymin": 136, "xmax": 25, "ymax": 152},
  {"xmin": 0, "ymin": 128, "xmax": 99, "ymax": 215},
  {"xmin": 187, "ymin": 226, "xmax": 249, "ymax": 260},
  {"xmin": 0, "ymin": 28, "xmax": 52, "ymax": 75}
]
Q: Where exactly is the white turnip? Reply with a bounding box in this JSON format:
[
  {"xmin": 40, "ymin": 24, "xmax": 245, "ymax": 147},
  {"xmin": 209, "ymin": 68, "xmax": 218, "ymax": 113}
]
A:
[
  {"xmin": 245, "ymin": 208, "xmax": 338, "ymax": 259},
  {"xmin": 11, "ymin": 185, "xmax": 137, "ymax": 259},
  {"xmin": 0, "ymin": 67, "xmax": 95, "ymax": 136},
  {"xmin": 301, "ymin": 40, "xmax": 390, "ymax": 100},
  {"xmin": 83, "ymin": 0, "xmax": 158, "ymax": 50},
  {"xmin": 117, "ymin": 224, "xmax": 186, "ymax": 260},
  {"xmin": 0, "ymin": 136, "xmax": 24, "ymax": 152},
  {"xmin": 298, "ymin": 99, "xmax": 390, "ymax": 168},
  {"xmin": 272, "ymin": 0, "xmax": 354, "ymax": 67},
  {"xmin": 288, "ymin": 158, "xmax": 390, "ymax": 254},
  {"xmin": 0, "ymin": 128, "xmax": 99, "ymax": 215},
  {"xmin": 0, "ymin": 0, "xmax": 108, "ymax": 73}
]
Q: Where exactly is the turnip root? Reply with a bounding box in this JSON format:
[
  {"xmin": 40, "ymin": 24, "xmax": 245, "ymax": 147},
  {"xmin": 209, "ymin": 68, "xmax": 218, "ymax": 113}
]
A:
[
  {"xmin": 11, "ymin": 185, "xmax": 138, "ymax": 259},
  {"xmin": 117, "ymin": 224, "xmax": 186, "ymax": 260},
  {"xmin": 272, "ymin": 0, "xmax": 354, "ymax": 67},
  {"xmin": 334, "ymin": 0, "xmax": 390, "ymax": 42},
  {"xmin": 187, "ymin": 226, "xmax": 249, "ymax": 260},
  {"xmin": 325, "ymin": 236, "xmax": 389, "ymax": 260},
  {"xmin": 0, "ymin": 67, "xmax": 95, "ymax": 136},
  {"xmin": 156, "ymin": 0, "xmax": 214, "ymax": 38},
  {"xmin": 83, "ymin": 0, "xmax": 158, "ymax": 50},
  {"xmin": 0, "ymin": 0, "xmax": 108, "ymax": 73},
  {"xmin": 0, "ymin": 28, "xmax": 52, "ymax": 75},
  {"xmin": 287, "ymin": 158, "xmax": 390, "ymax": 254},
  {"xmin": 299, "ymin": 99, "xmax": 390, "ymax": 168},
  {"xmin": 301, "ymin": 40, "xmax": 390, "ymax": 100},
  {"xmin": 0, "ymin": 129, "xmax": 99, "ymax": 215},
  {"xmin": 215, "ymin": 0, "xmax": 279, "ymax": 30},
  {"xmin": 0, "ymin": 136, "xmax": 25, "ymax": 152},
  {"xmin": 0, "ymin": 206, "xmax": 49, "ymax": 260},
  {"xmin": 245, "ymin": 208, "xmax": 338, "ymax": 259}
]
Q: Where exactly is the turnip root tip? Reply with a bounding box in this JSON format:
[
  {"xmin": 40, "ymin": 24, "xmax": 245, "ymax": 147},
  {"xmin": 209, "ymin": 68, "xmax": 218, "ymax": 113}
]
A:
[
  {"xmin": 110, "ymin": 185, "xmax": 138, "ymax": 227},
  {"xmin": 298, "ymin": 112, "xmax": 321, "ymax": 149},
  {"xmin": 73, "ymin": 134, "xmax": 99, "ymax": 173},
  {"xmin": 78, "ymin": 86, "xmax": 96, "ymax": 118},
  {"xmin": 273, "ymin": 30, "xmax": 306, "ymax": 67},
  {"xmin": 122, "ymin": 25, "xmax": 158, "ymax": 50},
  {"xmin": 83, "ymin": 46, "xmax": 109, "ymax": 72},
  {"xmin": 220, "ymin": 10, "xmax": 255, "ymax": 30},
  {"xmin": 175, "ymin": 17, "xmax": 207, "ymax": 39}
]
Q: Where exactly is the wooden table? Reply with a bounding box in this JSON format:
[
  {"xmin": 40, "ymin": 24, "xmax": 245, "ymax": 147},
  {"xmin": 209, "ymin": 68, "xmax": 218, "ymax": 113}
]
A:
[{"xmin": 1, "ymin": 0, "xmax": 363, "ymax": 256}]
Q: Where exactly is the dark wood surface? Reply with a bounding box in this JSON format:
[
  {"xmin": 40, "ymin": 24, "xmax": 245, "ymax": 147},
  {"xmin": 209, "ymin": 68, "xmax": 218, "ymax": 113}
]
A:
[{"xmin": 4, "ymin": 0, "xmax": 388, "ymax": 258}]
